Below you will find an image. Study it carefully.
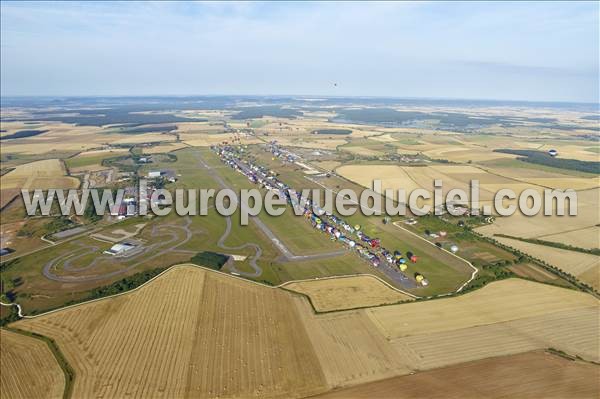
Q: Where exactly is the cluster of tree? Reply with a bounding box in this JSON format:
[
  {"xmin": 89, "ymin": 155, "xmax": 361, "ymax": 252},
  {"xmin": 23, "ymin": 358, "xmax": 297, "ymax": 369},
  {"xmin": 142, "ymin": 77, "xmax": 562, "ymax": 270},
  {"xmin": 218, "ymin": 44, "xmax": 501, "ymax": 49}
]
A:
[
  {"xmin": 118, "ymin": 124, "xmax": 177, "ymax": 134},
  {"xmin": 494, "ymin": 149, "xmax": 600, "ymax": 174},
  {"xmin": 0, "ymin": 129, "xmax": 48, "ymax": 140},
  {"xmin": 330, "ymin": 108, "xmax": 511, "ymax": 127},
  {"xmin": 231, "ymin": 106, "xmax": 302, "ymax": 120},
  {"xmin": 461, "ymin": 264, "xmax": 515, "ymax": 293},
  {"xmin": 0, "ymin": 306, "xmax": 19, "ymax": 327},
  {"xmin": 44, "ymin": 216, "xmax": 76, "ymax": 235},
  {"xmin": 87, "ymin": 267, "xmax": 168, "ymax": 299},
  {"xmin": 84, "ymin": 196, "xmax": 103, "ymax": 223},
  {"xmin": 15, "ymin": 107, "xmax": 202, "ymax": 126},
  {"xmin": 481, "ymin": 233, "xmax": 598, "ymax": 295},
  {"xmin": 190, "ymin": 251, "xmax": 229, "ymax": 270}
]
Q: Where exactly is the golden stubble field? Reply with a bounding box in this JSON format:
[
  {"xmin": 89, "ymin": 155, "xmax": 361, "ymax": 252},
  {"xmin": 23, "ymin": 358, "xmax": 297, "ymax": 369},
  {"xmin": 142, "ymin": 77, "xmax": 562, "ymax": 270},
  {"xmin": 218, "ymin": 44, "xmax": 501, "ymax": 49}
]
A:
[
  {"xmin": 9, "ymin": 268, "xmax": 600, "ymax": 397},
  {"xmin": 285, "ymin": 276, "xmax": 414, "ymax": 312},
  {"xmin": 366, "ymin": 279, "xmax": 599, "ymax": 370},
  {"xmin": 0, "ymin": 121, "xmax": 178, "ymax": 156},
  {"xmin": 0, "ymin": 158, "xmax": 80, "ymax": 190},
  {"xmin": 13, "ymin": 265, "xmax": 328, "ymax": 399},
  {"xmin": 0, "ymin": 329, "xmax": 65, "ymax": 399}
]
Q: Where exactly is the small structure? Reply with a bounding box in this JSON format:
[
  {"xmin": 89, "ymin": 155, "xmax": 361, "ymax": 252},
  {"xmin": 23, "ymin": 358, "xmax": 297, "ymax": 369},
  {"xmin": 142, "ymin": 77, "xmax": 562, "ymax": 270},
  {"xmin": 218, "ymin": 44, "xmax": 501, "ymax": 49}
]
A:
[
  {"xmin": 0, "ymin": 248, "xmax": 14, "ymax": 256},
  {"xmin": 450, "ymin": 244, "xmax": 459, "ymax": 253},
  {"xmin": 147, "ymin": 171, "xmax": 162, "ymax": 178},
  {"xmin": 104, "ymin": 242, "xmax": 136, "ymax": 256}
]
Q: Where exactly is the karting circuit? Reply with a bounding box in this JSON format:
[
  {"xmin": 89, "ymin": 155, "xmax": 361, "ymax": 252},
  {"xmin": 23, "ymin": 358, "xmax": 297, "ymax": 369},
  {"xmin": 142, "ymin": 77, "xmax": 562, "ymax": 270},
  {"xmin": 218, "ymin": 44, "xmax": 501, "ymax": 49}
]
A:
[{"xmin": 41, "ymin": 218, "xmax": 194, "ymax": 282}]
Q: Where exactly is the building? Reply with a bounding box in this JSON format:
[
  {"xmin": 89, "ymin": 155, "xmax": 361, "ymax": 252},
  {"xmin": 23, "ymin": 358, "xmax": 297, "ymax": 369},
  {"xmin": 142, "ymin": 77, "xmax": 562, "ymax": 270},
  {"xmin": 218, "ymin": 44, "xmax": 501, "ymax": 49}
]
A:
[
  {"xmin": 104, "ymin": 242, "xmax": 136, "ymax": 256},
  {"xmin": 148, "ymin": 171, "xmax": 162, "ymax": 178}
]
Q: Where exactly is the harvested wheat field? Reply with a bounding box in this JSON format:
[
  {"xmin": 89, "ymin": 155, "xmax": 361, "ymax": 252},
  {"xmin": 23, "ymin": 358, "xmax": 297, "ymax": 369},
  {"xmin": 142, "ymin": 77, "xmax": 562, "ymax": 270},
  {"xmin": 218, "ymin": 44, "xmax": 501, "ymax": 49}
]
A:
[
  {"xmin": 285, "ymin": 276, "xmax": 413, "ymax": 312},
  {"xmin": 492, "ymin": 237, "xmax": 599, "ymax": 290},
  {"xmin": 366, "ymin": 279, "xmax": 598, "ymax": 338},
  {"xmin": 364, "ymin": 279, "xmax": 599, "ymax": 370},
  {"xmin": 0, "ymin": 159, "xmax": 79, "ymax": 189},
  {"xmin": 336, "ymin": 164, "xmax": 422, "ymax": 193},
  {"xmin": 294, "ymin": 297, "xmax": 411, "ymax": 388},
  {"xmin": 13, "ymin": 265, "xmax": 328, "ymax": 399},
  {"xmin": 341, "ymin": 146, "xmax": 384, "ymax": 157},
  {"xmin": 315, "ymin": 350, "xmax": 600, "ymax": 399},
  {"xmin": 477, "ymin": 188, "xmax": 600, "ymax": 244},
  {"xmin": 540, "ymin": 225, "xmax": 600, "ymax": 250},
  {"xmin": 391, "ymin": 306, "xmax": 600, "ymax": 370},
  {"xmin": 0, "ymin": 329, "xmax": 65, "ymax": 399}
]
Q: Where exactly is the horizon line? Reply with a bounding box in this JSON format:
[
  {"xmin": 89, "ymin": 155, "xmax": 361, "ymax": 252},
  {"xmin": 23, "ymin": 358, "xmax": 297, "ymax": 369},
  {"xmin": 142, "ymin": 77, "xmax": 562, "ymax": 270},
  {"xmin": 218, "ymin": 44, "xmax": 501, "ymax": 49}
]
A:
[{"xmin": 1, "ymin": 94, "xmax": 599, "ymax": 106}]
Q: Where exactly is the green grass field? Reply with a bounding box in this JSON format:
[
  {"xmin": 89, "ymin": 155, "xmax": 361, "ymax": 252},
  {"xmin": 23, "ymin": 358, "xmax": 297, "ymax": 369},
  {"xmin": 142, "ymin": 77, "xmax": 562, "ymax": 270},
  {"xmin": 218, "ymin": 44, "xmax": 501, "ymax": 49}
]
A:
[{"xmin": 64, "ymin": 152, "xmax": 127, "ymax": 169}]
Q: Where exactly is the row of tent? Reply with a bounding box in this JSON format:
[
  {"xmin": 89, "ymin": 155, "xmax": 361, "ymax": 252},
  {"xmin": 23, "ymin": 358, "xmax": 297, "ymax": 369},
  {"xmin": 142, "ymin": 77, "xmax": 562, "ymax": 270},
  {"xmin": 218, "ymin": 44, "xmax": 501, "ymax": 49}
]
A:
[{"xmin": 212, "ymin": 145, "xmax": 429, "ymax": 286}]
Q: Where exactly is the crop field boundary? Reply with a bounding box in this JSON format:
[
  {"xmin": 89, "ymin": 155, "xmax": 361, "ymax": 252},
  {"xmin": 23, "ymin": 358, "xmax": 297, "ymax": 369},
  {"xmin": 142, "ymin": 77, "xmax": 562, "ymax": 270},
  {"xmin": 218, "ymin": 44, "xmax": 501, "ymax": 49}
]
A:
[
  {"xmin": 2, "ymin": 263, "xmax": 421, "ymax": 320},
  {"xmin": 3, "ymin": 326, "xmax": 75, "ymax": 399}
]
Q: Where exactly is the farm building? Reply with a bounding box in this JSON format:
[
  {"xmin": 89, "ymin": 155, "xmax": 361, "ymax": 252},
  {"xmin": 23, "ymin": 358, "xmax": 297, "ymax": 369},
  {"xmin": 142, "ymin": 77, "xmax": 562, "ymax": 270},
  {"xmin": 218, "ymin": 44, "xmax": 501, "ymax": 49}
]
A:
[{"xmin": 104, "ymin": 242, "xmax": 136, "ymax": 256}]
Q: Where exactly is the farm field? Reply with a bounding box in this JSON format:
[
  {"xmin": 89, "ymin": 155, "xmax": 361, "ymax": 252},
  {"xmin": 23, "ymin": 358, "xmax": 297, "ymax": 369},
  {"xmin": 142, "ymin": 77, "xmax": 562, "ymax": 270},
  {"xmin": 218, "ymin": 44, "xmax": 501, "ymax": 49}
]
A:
[
  {"xmin": 13, "ymin": 265, "xmax": 329, "ymax": 399},
  {"xmin": 492, "ymin": 236, "xmax": 600, "ymax": 290},
  {"xmin": 539, "ymin": 225, "xmax": 600, "ymax": 249},
  {"xmin": 6, "ymin": 268, "xmax": 600, "ymax": 396},
  {"xmin": 366, "ymin": 278, "xmax": 598, "ymax": 338},
  {"xmin": 389, "ymin": 306, "xmax": 599, "ymax": 370},
  {"xmin": 285, "ymin": 276, "xmax": 414, "ymax": 312},
  {"xmin": 479, "ymin": 185, "xmax": 598, "ymax": 239},
  {"xmin": 0, "ymin": 329, "xmax": 65, "ymax": 399},
  {"xmin": 293, "ymin": 298, "xmax": 412, "ymax": 388},
  {"xmin": 508, "ymin": 262, "xmax": 561, "ymax": 283},
  {"xmin": 0, "ymin": 158, "xmax": 80, "ymax": 190},
  {"xmin": 315, "ymin": 351, "xmax": 600, "ymax": 399},
  {"xmin": 336, "ymin": 160, "xmax": 598, "ymax": 216},
  {"xmin": 363, "ymin": 279, "xmax": 599, "ymax": 370}
]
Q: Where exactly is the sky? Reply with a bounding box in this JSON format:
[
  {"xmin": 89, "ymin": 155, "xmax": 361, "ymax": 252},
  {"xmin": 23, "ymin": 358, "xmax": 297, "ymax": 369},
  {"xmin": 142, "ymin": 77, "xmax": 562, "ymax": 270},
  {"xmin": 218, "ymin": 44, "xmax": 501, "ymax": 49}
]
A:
[{"xmin": 1, "ymin": 1, "xmax": 598, "ymax": 103}]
